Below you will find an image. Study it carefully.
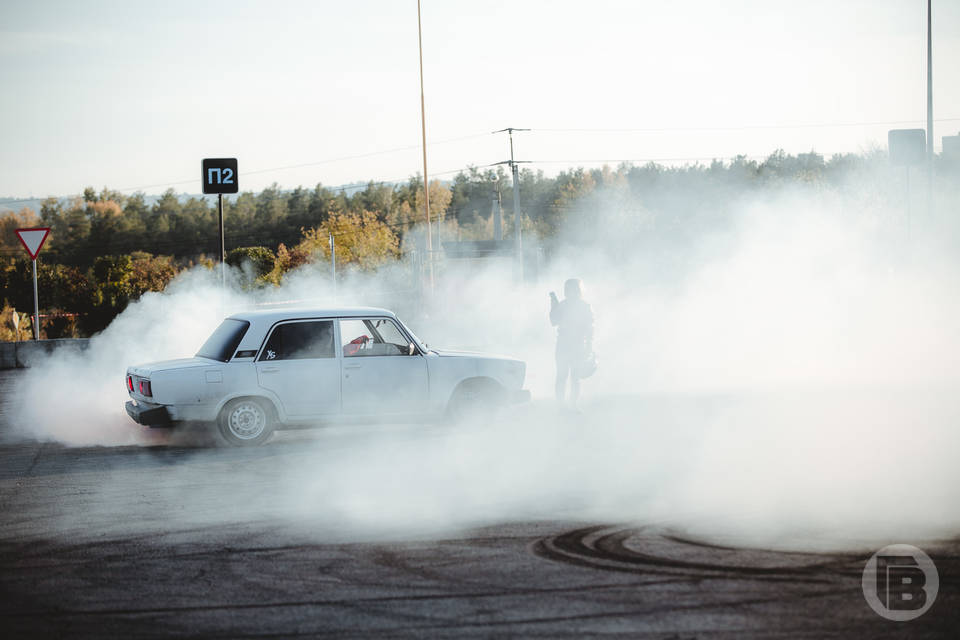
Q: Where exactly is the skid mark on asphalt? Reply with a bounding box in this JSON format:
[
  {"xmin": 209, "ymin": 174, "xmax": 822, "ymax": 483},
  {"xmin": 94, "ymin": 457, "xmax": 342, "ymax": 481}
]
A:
[{"xmin": 533, "ymin": 525, "xmax": 867, "ymax": 580}]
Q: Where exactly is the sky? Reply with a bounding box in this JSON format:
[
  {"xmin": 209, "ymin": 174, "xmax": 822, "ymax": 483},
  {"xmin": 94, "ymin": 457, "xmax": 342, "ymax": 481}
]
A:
[{"xmin": 0, "ymin": 0, "xmax": 958, "ymax": 199}]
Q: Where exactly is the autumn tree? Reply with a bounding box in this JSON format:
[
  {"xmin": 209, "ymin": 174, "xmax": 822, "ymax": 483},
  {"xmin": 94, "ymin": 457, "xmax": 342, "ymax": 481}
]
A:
[
  {"xmin": 387, "ymin": 178, "xmax": 452, "ymax": 245},
  {"xmin": 0, "ymin": 207, "xmax": 42, "ymax": 255},
  {"xmin": 299, "ymin": 211, "xmax": 400, "ymax": 272}
]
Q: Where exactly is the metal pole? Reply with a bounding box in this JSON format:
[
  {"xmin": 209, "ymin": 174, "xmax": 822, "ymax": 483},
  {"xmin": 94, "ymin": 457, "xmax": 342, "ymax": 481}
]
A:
[
  {"xmin": 511, "ymin": 164, "xmax": 522, "ymax": 247},
  {"xmin": 329, "ymin": 232, "xmax": 336, "ymax": 299},
  {"xmin": 31, "ymin": 258, "xmax": 39, "ymax": 341},
  {"xmin": 926, "ymin": 0, "xmax": 934, "ymax": 219},
  {"xmin": 506, "ymin": 129, "xmax": 523, "ymax": 279},
  {"xmin": 417, "ymin": 0, "xmax": 433, "ymax": 290},
  {"xmin": 492, "ymin": 183, "xmax": 502, "ymax": 242},
  {"xmin": 218, "ymin": 192, "xmax": 225, "ymax": 289},
  {"xmin": 492, "ymin": 127, "xmax": 529, "ymax": 278}
]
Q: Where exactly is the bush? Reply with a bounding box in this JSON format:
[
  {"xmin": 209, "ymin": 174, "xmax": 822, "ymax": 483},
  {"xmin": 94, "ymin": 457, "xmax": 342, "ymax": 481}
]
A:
[{"xmin": 226, "ymin": 246, "xmax": 276, "ymax": 288}]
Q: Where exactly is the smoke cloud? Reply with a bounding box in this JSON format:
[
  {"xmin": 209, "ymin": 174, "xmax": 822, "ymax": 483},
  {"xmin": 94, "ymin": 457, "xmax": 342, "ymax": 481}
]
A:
[{"xmin": 10, "ymin": 167, "xmax": 960, "ymax": 551}]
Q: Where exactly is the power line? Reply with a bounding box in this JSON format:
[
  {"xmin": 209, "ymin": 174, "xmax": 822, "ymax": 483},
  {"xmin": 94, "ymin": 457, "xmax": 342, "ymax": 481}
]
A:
[
  {"xmin": 0, "ymin": 133, "xmax": 495, "ymax": 206},
  {"xmin": 7, "ymin": 117, "xmax": 960, "ymax": 205},
  {"xmin": 524, "ymin": 153, "xmax": 797, "ymax": 165},
  {"xmin": 242, "ymin": 132, "xmax": 492, "ymax": 178},
  {"xmin": 533, "ymin": 117, "xmax": 960, "ymax": 134},
  {"xmin": 5, "ymin": 116, "xmax": 959, "ymax": 206},
  {"xmin": 108, "ymin": 132, "xmax": 494, "ymax": 195}
]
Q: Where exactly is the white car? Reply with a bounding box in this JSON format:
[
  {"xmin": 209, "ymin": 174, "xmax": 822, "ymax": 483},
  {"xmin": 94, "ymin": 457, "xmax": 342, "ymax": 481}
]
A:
[{"xmin": 125, "ymin": 306, "xmax": 529, "ymax": 445}]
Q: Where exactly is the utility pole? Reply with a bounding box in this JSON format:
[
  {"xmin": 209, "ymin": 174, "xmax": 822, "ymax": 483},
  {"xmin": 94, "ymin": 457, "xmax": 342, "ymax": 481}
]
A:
[
  {"xmin": 492, "ymin": 178, "xmax": 503, "ymax": 242},
  {"xmin": 417, "ymin": 0, "xmax": 433, "ymax": 291},
  {"xmin": 493, "ymin": 127, "xmax": 530, "ymax": 280},
  {"xmin": 926, "ymin": 0, "xmax": 934, "ymax": 219}
]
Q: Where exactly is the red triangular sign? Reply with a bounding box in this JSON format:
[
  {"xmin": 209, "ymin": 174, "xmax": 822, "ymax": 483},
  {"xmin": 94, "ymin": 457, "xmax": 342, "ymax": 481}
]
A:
[{"xmin": 15, "ymin": 228, "xmax": 51, "ymax": 260}]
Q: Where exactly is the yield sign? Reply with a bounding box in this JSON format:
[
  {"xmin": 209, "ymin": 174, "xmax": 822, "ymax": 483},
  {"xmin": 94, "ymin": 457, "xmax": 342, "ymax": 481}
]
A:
[{"xmin": 15, "ymin": 228, "xmax": 51, "ymax": 260}]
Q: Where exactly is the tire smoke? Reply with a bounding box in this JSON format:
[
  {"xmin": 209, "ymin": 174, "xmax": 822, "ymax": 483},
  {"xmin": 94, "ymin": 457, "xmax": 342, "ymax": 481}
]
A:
[{"xmin": 11, "ymin": 173, "xmax": 960, "ymax": 550}]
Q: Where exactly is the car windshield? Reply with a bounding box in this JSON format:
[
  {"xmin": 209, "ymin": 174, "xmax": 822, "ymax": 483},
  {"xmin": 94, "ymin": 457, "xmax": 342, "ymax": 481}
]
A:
[
  {"xmin": 196, "ymin": 319, "xmax": 250, "ymax": 362},
  {"xmin": 396, "ymin": 317, "xmax": 427, "ymax": 351}
]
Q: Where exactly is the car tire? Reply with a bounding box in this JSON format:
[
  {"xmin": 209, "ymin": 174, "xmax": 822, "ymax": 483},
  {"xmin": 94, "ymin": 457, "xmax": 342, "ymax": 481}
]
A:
[
  {"xmin": 217, "ymin": 398, "xmax": 274, "ymax": 446},
  {"xmin": 446, "ymin": 379, "xmax": 504, "ymax": 424}
]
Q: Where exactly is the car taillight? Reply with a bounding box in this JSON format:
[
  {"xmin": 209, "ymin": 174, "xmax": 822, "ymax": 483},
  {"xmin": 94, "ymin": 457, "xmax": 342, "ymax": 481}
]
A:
[
  {"xmin": 139, "ymin": 380, "xmax": 152, "ymax": 397},
  {"xmin": 127, "ymin": 375, "xmax": 134, "ymax": 392}
]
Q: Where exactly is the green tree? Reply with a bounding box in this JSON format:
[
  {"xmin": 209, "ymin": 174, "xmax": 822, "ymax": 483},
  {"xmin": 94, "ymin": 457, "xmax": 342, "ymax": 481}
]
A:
[
  {"xmin": 0, "ymin": 259, "xmax": 90, "ymax": 337},
  {"xmin": 226, "ymin": 246, "xmax": 276, "ymax": 289},
  {"xmin": 128, "ymin": 251, "xmax": 177, "ymax": 297}
]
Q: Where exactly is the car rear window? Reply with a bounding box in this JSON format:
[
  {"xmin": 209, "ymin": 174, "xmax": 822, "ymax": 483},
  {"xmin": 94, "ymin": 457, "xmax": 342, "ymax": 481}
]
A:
[{"xmin": 196, "ymin": 319, "xmax": 251, "ymax": 362}]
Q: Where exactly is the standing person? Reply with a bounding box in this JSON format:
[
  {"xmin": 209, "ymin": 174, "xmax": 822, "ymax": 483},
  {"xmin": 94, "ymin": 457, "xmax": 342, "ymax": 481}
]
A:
[{"xmin": 549, "ymin": 278, "xmax": 593, "ymax": 405}]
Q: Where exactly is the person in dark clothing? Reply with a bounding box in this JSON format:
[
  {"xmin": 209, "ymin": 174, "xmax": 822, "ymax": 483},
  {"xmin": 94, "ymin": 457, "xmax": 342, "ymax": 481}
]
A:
[{"xmin": 549, "ymin": 278, "xmax": 593, "ymax": 405}]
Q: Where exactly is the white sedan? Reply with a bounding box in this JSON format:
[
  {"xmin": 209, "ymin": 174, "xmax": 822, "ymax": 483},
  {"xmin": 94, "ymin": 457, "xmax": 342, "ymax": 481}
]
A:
[{"xmin": 125, "ymin": 306, "xmax": 529, "ymax": 445}]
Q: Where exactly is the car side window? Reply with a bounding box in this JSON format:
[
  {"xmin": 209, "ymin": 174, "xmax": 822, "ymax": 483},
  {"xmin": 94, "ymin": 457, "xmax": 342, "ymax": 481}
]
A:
[
  {"xmin": 340, "ymin": 318, "xmax": 412, "ymax": 357},
  {"xmin": 259, "ymin": 321, "xmax": 335, "ymax": 361}
]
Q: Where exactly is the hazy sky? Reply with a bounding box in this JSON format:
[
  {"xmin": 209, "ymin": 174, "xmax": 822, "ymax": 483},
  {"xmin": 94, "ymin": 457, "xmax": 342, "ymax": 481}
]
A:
[{"xmin": 1, "ymin": 0, "xmax": 958, "ymax": 199}]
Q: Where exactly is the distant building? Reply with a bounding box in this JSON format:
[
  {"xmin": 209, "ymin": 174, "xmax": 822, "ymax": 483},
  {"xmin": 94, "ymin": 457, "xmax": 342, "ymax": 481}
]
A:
[{"xmin": 943, "ymin": 133, "xmax": 960, "ymax": 163}]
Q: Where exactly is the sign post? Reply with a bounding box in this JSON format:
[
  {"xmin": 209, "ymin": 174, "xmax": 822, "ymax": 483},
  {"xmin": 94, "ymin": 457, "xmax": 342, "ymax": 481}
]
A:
[
  {"xmin": 201, "ymin": 158, "xmax": 239, "ymax": 289},
  {"xmin": 10, "ymin": 309, "xmax": 19, "ymax": 342},
  {"xmin": 14, "ymin": 227, "xmax": 51, "ymax": 341}
]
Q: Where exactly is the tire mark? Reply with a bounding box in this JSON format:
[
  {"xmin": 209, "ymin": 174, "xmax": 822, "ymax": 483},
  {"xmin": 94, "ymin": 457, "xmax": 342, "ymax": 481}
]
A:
[{"xmin": 533, "ymin": 525, "xmax": 865, "ymax": 581}]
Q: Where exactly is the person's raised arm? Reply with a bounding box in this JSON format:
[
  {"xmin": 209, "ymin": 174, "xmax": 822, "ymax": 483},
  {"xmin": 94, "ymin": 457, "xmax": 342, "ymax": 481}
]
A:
[{"xmin": 549, "ymin": 291, "xmax": 561, "ymax": 326}]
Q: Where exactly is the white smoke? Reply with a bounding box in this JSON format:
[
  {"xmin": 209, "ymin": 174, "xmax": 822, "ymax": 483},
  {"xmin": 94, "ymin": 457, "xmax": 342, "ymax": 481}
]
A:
[{"xmin": 11, "ymin": 178, "xmax": 960, "ymax": 550}]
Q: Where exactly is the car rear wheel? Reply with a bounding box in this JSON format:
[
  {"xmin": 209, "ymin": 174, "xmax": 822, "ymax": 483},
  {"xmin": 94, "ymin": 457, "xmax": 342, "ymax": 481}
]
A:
[{"xmin": 218, "ymin": 398, "xmax": 274, "ymax": 446}]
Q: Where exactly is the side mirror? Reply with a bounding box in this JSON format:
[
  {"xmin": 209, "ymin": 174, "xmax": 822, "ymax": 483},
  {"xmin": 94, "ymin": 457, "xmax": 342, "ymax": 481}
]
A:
[{"xmin": 408, "ymin": 342, "xmax": 416, "ymax": 356}]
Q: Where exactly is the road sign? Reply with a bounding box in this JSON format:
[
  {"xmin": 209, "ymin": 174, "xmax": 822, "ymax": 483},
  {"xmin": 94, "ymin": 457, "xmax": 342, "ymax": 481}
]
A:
[
  {"xmin": 202, "ymin": 158, "xmax": 237, "ymax": 290},
  {"xmin": 202, "ymin": 158, "xmax": 239, "ymax": 194},
  {"xmin": 888, "ymin": 129, "xmax": 926, "ymax": 166},
  {"xmin": 15, "ymin": 227, "xmax": 50, "ymax": 260},
  {"xmin": 14, "ymin": 227, "xmax": 50, "ymax": 341}
]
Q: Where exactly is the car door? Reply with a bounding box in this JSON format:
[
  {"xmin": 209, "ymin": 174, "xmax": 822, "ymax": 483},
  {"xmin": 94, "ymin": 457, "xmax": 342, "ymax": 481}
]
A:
[
  {"xmin": 339, "ymin": 317, "xmax": 428, "ymax": 416},
  {"xmin": 255, "ymin": 319, "xmax": 341, "ymax": 418}
]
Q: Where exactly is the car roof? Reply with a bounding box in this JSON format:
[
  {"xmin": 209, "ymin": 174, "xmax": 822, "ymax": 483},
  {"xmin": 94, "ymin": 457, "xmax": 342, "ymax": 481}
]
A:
[
  {"xmin": 226, "ymin": 306, "xmax": 396, "ymax": 323},
  {"xmin": 219, "ymin": 306, "xmax": 414, "ymax": 355}
]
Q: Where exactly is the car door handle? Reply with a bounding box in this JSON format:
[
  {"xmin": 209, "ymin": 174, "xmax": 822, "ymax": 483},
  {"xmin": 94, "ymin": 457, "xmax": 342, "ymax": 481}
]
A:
[
  {"xmin": 261, "ymin": 367, "xmax": 280, "ymax": 373},
  {"xmin": 344, "ymin": 363, "xmax": 362, "ymax": 370}
]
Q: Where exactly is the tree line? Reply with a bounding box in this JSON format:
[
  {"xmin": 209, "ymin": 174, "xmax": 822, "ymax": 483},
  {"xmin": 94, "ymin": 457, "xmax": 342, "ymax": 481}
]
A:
[{"xmin": 1, "ymin": 149, "xmax": 935, "ymax": 339}]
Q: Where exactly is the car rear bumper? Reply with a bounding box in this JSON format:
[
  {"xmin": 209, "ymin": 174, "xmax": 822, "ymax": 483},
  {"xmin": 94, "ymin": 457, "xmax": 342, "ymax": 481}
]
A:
[{"xmin": 125, "ymin": 400, "xmax": 173, "ymax": 427}]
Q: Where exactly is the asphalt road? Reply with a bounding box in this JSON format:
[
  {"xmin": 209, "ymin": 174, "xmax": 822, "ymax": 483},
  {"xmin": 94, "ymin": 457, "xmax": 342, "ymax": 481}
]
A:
[{"xmin": 0, "ymin": 368, "xmax": 957, "ymax": 638}]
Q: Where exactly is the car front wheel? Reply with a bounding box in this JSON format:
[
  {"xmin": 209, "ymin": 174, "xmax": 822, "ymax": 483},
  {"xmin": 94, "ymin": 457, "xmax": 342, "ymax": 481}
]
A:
[
  {"xmin": 218, "ymin": 398, "xmax": 274, "ymax": 446},
  {"xmin": 446, "ymin": 380, "xmax": 504, "ymax": 423}
]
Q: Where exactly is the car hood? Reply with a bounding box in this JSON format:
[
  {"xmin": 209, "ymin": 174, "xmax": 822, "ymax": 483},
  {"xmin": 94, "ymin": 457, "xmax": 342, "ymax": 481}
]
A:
[
  {"xmin": 128, "ymin": 357, "xmax": 216, "ymax": 376},
  {"xmin": 433, "ymin": 349, "xmax": 520, "ymax": 363}
]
